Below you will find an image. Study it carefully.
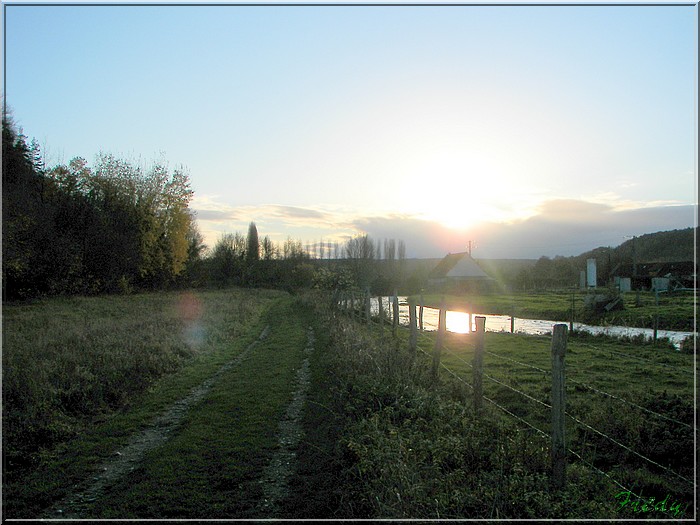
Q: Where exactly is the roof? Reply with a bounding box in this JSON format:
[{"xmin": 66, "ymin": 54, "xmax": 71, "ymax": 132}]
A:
[
  {"xmin": 429, "ymin": 252, "xmax": 492, "ymax": 280},
  {"xmin": 615, "ymin": 261, "xmax": 697, "ymax": 278}
]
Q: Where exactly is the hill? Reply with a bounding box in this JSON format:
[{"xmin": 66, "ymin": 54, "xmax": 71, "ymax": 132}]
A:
[{"xmin": 468, "ymin": 228, "xmax": 696, "ymax": 290}]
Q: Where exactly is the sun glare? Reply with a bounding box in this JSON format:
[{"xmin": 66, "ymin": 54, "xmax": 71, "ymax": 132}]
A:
[
  {"xmin": 446, "ymin": 311, "xmax": 471, "ymax": 334},
  {"xmin": 400, "ymin": 148, "xmax": 510, "ymax": 231}
]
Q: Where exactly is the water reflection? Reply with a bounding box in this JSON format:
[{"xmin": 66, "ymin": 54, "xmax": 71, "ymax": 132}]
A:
[{"xmin": 369, "ymin": 296, "xmax": 694, "ymax": 349}]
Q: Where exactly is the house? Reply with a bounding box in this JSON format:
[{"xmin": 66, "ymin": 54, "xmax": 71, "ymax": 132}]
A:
[
  {"xmin": 427, "ymin": 252, "xmax": 495, "ymax": 292},
  {"xmin": 613, "ymin": 261, "xmax": 697, "ymax": 291}
]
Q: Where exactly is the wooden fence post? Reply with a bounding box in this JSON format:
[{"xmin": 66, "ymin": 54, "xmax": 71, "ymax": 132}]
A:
[
  {"xmin": 392, "ymin": 291, "xmax": 399, "ymax": 338},
  {"xmin": 419, "ymin": 294, "xmax": 424, "ymax": 332},
  {"xmin": 365, "ymin": 287, "xmax": 371, "ymax": 325},
  {"xmin": 510, "ymin": 313, "xmax": 515, "ymax": 333},
  {"xmin": 431, "ymin": 299, "xmax": 446, "ymax": 380},
  {"xmin": 473, "ymin": 316, "xmax": 486, "ymax": 413},
  {"xmin": 409, "ymin": 297, "xmax": 418, "ymax": 355},
  {"xmin": 570, "ymin": 291, "xmax": 575, "ymax": 332},
  {"xmin": 551, "ymin": 323, "xmax": 568, "ymax": 490},
  {"xmin": 653, "ymin": 289, "xmax": 659, "ymax": 344},
  {"xmin": 378, "ymin": 295, "xmax": 384, "ymax": 335}
]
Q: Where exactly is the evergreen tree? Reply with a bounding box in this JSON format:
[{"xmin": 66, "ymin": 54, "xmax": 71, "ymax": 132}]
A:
[{"xmin": 246, "ymin": 222, "xmax": 259, "ymax": 262}]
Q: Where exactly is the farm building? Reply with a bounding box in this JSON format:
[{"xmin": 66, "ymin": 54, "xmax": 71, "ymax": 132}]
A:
[
  {"xmin": 613, "ymin": 261, "xmax": 697, "ymax": 291},
  {"xmin": 427, "ymin": 252, "xmax": 496, "ymax": 293}
]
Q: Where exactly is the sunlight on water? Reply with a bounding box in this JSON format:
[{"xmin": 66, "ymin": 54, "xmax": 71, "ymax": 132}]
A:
[{"xmin": 446, "ymin": 311, "xmax": 471, "ymax": 334}]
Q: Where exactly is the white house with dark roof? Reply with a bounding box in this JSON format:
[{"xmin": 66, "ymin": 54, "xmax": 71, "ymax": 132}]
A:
[{"xmin": 428, "ymin": 251, "xmax": 495, "ymax": 291}]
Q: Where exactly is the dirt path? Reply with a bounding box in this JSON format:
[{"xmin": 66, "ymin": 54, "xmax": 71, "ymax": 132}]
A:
[
  {"xmin": 255, "ymin": 326, "xmax": 315, "ymax": 516},
  {"xmin": 45, "ymin": 325, "xmax": 270, "ymax": 519}
]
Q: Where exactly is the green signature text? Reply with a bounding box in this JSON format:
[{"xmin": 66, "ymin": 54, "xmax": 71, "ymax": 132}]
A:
[{"xmin": 615, "ymin": 490, "xmax": 687, "ymax": 518}]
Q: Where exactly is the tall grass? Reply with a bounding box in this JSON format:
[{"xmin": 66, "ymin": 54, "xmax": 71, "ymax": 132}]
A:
[
  {"xmin": 2, "ymin": 288, "xmax": 281, "ymax": 477},
  {"xmin": 309, "ymin": 295, "xmax": 694, "ymax": 519}
]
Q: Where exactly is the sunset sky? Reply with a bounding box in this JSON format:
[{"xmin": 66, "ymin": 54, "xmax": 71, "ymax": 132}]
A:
[{"xmin": 3, "ymin": 1, "xmax": 697, "ymax": 258}]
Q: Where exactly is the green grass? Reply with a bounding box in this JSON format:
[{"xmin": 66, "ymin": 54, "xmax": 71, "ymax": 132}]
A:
[
  {"xmin": 3, "ymin": 290, "xmax": 695, "ymax": 519},
  {"xmin": 91, "ymin": 297, "xmax": 313, "ymax": 518},
  {"xmin": 429, "ymin": 329, "xmax": 695, "ymax": 515},
  {"xmin": 315, "ymin": 299, "xmax": 694, "ymax": 519},
  {"xmin": 2, "ymin": 287, "xmax": 285, "ymax": 517},
  {"xmin": 417, "ymin": 290, "xmax": 696, "ymax": 331}
]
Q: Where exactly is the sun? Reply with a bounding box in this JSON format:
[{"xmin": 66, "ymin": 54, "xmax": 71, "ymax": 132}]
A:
[{"xmin": 399, "ymin": 149, "xmax": 504, "ymax": 231}]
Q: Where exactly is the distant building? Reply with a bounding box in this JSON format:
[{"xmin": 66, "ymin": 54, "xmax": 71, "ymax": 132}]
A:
[
  {"xmin": 427, "ymin": 252, "xmax": 495, "ymax": 293},
  {"xmin": 613, "ymin": 261, "xmax": 697, "ymax": 291}
]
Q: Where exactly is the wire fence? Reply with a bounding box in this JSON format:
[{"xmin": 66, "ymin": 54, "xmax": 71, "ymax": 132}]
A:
[{"xmin": 336, "ymin": 293, "xmax": 695, "ymax": 516}]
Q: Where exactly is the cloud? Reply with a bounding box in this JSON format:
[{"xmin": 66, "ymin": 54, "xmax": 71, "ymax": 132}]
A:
[
  {"xmin": 193, "ymin": 195, "xmax": 695, "ymax": 260},
  {"xmin": 268, "ymin": 205, "xmax": 328, "ymax": 220},
  {"xmin": 192, "ymin": 209, "xmax": 238, "ymax": 222},
  {"xmin": 354, "ymin": 201, "xmax": 696, "ymax": 259}
]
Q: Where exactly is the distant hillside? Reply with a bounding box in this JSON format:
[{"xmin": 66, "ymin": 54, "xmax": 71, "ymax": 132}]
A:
[
  {"xmin": 578, "ymin": 227, "xmax": 696, "ymax": 265},
  {"xmin": 467, "ymin": 228, "xmax": 696, "ymax": 290}
]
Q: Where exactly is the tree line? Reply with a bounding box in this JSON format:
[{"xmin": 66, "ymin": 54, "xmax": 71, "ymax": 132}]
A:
[
  {"xmin": 2, "ymin": 113, "xmax": 411, "ymax": 300},
  {"xmin": 2, "ymin": 114, "xmax": 202, "ymax": 299},
  {"xmin": 204, "ymin": 223, "xmax": 410, "ymax": 294}
]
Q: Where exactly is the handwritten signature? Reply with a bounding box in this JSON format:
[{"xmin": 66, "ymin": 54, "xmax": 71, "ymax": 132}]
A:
[{"xmin": 615, "ymin": 490, "xmax": 688, "ymax": 518}]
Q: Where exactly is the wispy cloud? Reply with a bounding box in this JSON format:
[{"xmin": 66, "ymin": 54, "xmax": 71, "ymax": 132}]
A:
[{"xmin": 193, "ymin": 209, "xmax": 238, "ymax": 222}]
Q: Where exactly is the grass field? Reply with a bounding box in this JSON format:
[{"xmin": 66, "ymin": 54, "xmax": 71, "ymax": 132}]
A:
[
  {"xmin": 404, "ymin": 326, "xmax": 694, "ymax": 517},
  {"xmin": 418, "ymin": 290, "xmax": 696, "ymax": 331},
  {"xmin": 2, "ymin": 289, "xmax": 696, "ymax": 519},
  {"xmin": 2, "ymin": 287, "xmax": 286, "ymax": 517},
  {"xmin": 322, "ymin": 295, "xmax": 694, "ymax": 518}
]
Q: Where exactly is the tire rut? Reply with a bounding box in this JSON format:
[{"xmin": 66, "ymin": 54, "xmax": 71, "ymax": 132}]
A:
[
  {"xmin": 255, "ymin": 325, "xmax": 315, "ymax": 517},
  {"xmin": 44, "ymin": 325, "xmax": 270, "ymax": 519}
]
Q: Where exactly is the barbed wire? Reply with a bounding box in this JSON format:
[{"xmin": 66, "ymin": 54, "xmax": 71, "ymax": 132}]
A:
[
  {"xmin": 430, "ymin": 329, "xmax": 693, "ymax": 433},
  {"xmin": 482, "ymin": 371, "xmax": 552, "ymax": 410},
  {"xmin": 360, "ymin": 306, "xmax": 694, "ymax": 491},
  {"xmin": 576, "ymin": 342, "xmax": 694, "ymax": 376},
  {"xmin": 484, "ymin": 347, "xmax": 691, "ymax": 429},
  {"xmin": 439, "ymin": 361, "xmax": 474, "ymax": 391},
  {"xmin": 485, "ymin": 350, "xmax": 550, "ymax": 375},
  {"xmin": 564, "ymin": 411, "xmax": 694, "ymax": 486},
  {"xmin": 481, "ymin": 392, "xmax": 551, "ymax": 440},
  {"xmin": 566, "ymin": 377, "xmax": 693, "ymax": 430}
]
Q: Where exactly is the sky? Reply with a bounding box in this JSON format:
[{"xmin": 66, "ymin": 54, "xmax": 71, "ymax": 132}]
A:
[{"xmin": 2, "ymin": 1, "xmax": 698, "ymax": 259}]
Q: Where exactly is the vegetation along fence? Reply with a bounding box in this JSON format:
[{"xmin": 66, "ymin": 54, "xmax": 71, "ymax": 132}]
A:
[{"xmin": 333, "ymin": 290, "xmax": 694, "ymax": 517}]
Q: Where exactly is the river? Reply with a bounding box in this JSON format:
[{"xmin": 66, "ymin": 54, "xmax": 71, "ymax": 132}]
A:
[{"xmin": 369, "ymin": 297, "xmax": 695, "ymax": 349}]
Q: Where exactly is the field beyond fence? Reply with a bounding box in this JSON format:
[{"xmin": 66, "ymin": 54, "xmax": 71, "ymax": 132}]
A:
[{"xmin": 333, "ymin": 290, "xmax": 696, "ymax": 519}]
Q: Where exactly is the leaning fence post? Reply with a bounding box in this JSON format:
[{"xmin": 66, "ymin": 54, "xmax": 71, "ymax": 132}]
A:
[
  {"xmin": 392, "ymin": 290, "xmax": 399, "ymax": 338},
  {"xmin": 408, "ymin": 297, "xmax": 418, "ymax": 355},
  {"xmin": 432, "ymin": 299, "xmax": 446, "ymax": 380},
  {"xmin": 365, "ymin": 287, "xmax": 371, "ymax": 325},
  {"xmin": 551, "ymin": 323, "xmax": 568, "ymax": 490},
  {"xmin": 473, "ymin": 316, "xmax": 486, "ymax": 413}
]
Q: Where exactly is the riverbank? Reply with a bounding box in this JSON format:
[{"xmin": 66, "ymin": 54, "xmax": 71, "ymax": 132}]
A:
[{"xmin": 414, "ymin": 290, "xmax": 695, "ymax": 332}]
